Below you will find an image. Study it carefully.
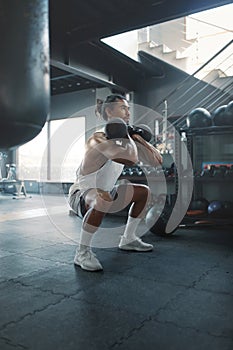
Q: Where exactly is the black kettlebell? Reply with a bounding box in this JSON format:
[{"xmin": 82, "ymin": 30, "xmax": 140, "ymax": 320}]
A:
[
  {"xmin": 128, "ymin": 124, "xmax": 152, "ymax": 142},
  {"xmin": 105, "ymin": 118, "xmax": 128, "ymax": 139}
]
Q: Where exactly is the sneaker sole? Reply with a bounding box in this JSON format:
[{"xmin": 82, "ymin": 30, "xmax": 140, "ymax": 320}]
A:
[
  {"xmin": 118, "ymin": 245, "xmax": 153, "ymax": 252},
  {"xmin": 74, "ymin": 261, "xmax": 103, "ymax": 271}
]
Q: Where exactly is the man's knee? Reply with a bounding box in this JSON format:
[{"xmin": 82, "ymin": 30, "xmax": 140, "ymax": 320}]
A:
[{"xmin": 94, "ymin": 193, "xmax": 114, "ymax": 213}]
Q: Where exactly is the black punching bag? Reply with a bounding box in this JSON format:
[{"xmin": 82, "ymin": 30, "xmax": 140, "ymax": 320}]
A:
[{"xmin": 0, "ymin": 0, "xmax": 50, "ymax": 149}]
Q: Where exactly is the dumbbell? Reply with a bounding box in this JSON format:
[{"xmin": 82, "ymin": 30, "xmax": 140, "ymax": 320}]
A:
[
  {"xmin": 201, "ymin": 165, "xmax": 220, "ymax": 177},
  {"xmin": 128, "ymin": 124, "xmax": 152, "ymax": 142},
  {"xmin": 225, "ymin": 165, "xmax": 233, "ymax": 178},
  {"xmin": 200, "ymin": 168, "xmax": 212, "ymax": 177},
  {"xmin": 209, "ymin": 165, "xmax": 217, "ymax": 177},
  {"xmin": 135, "ymin": 167, "xmax": 143, "ymax": 176},
  {"xmin": 215, "ymin": 165, "xmax": 228, "ymax": 178},
  {"xmin": 105, "ymin": 118, "xmax": 128, "ymax": 139}
]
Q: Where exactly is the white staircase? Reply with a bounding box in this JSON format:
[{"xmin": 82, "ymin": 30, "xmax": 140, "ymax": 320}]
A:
[
  {"xmin": 139, "ymin": 41, "xmax": 190, "ymax": 71},
  {"xmin": 137, "ymin": 16, "xmax": 233, "ymax": 87}
]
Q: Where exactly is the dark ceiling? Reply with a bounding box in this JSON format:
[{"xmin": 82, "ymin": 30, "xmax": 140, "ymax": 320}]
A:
[{"xmin": 49, "ymin": 0, "xmax": 232, "ymax": 95}]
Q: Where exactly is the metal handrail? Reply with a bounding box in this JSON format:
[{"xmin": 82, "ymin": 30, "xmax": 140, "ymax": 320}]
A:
[
  {"xmin": 188, "ymin": 16, "xmax": 233, "ymax": 34},
  {"xmin": 154, "ymin": 39, "xmax": 233, "ymax": 111}
]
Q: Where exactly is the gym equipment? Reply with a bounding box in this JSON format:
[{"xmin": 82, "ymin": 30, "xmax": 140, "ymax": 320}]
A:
[
  {"xmin": 200, "ymin": 164, "xmax": 226, "ymax": 178},
  {"xmin": 186, "ymin": 108, "xmax": 212, "ymax": 128},
  {"xmin": 215, "ymin": 165, "xmax": 228, "ymax": 178},
  {"xmin": 225, "ymin": 165, "xmax": 233, "ymax": 178},
  {"xmin": 135, "ymin": 167, "xmax": 144, "ymax": 176},
  {"xmin": 145, "ymin": 195, "xmax": 178, "ymax": 236},
  {"xmin": 0, "ymin": 1, "xmax": 49, "ymax": 149},
  {"xmin": 179, "ymin": 219, "xmax": 216, "ymax": 228},
  {"xmin": 209, "ymin": 165, "xmax": 217, "ymax": 177},
  {"xmin": 212, "ymin": 105, "xmax": 228, "ymax": 126},
  {"xmin": 188, "ymin": 198, "xmax": 209, "ymax": 211},
  {"xmin": 137, "ymin": 124, "xmax": 153, "ymax": 142},
  {"xmin": 121, "ymin": 167, "xmax": 133, "ymax": 176},
  {"xmin": 187, "ymin": 198, "xmax": 209, "ymax": 216},
  {"xmin": 146, "ymin": 205, "xmax": 177, "ymax": 236},
  {"xmin": 224, "ymin": 101, "xmax": 233, "ymax": 125},
  {"xmin": 121, "ymin": 165, "xmax": 144, "ymax": 177},
  {"xmin": 208, "ymin": 200, "xmax": 233, "ymax": 218},
  {"xmin": 164, "ymin": 162, "xmax": 176, "ymax": 177},
  {"xmin": 200, "ymin": 168, "xmax": 211, "ymax": 177},
  {"xmin": 0, "ymin": 152, "xmax": 8, "ymax": 180},
  {"xmin": 6, "ymin": 164, "xmax": 17, "ymax": 181},
  {"xmin": 128, "ymin": 124, "xmax": 153, "ymax": 142},
  {"xmin": 226, "ymin": 101, "xmax": 233, "ymax": 115},
  {"xmin": 199, "ymin": 168, "xmax": 207, "ymax": 177},
  {"xmin": 208, "ymin": 200, "xmax": 225, "ymax": 218},
  {"xmin": 143, "ymin": 166, "xmax": 156, "ymax": 175},
  {"xmin": 105, "ymin": 118, "xmax": 128, "ymax": 139}
]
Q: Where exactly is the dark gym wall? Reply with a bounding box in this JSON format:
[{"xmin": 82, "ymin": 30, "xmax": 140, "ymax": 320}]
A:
[
  {"xmin": 50, "ymin": 87, "xmax": 112, "ymax": 139},
  {"xmin": 50, "ymin": 89, "xmax": 96, "ymax": 120},
  {"xmin": 50, "ymin": 88, "xmax": 96, "ymax": 141}
]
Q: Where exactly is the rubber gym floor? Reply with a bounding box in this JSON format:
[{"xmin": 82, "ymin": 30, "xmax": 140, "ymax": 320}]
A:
[{"xmin": 0, "ymin": 193, "xmax": 232, "ymax": 350}]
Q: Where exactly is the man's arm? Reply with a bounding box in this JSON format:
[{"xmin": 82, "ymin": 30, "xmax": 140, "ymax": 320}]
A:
[
  {"xmin": 131, "ymin": 134, "xmax": 163, "ymax": 166},
  {"xmin": 88, "ymin": 132, "xmax": 139, "ymax": 166}
]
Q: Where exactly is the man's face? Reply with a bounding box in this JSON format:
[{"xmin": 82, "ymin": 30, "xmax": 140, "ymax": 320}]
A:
[{"xmin": 107, "ymin": 99, "xmax": 130, "ymax": 124}]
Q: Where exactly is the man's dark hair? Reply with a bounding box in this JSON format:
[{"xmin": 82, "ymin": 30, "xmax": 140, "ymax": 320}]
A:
[{"xmin": 95, "ymin": 94, "xmax": 127, "ymax": 121}]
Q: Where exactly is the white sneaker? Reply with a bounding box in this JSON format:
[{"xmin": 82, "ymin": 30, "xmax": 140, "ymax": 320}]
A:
[
  {"xmin": 74, "ymin": 247, "xmax": 103, "ymax": 271},
  {"xmin": 119, "ymin": 236, "xmax": 153, "ymax": 252}
]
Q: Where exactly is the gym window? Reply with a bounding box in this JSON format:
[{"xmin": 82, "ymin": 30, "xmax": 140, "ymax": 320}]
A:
[{"xmin": 17, "ymin": 117, "xmax": 85, "ymax": 182}]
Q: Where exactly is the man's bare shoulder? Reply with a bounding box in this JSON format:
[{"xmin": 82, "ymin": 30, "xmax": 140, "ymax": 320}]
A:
[{"xmin": 87, "ymin": 131, "xmax": 107, "ymax": 147}]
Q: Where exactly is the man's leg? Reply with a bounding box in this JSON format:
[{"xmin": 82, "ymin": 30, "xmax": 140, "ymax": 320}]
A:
[
  {"xmin": 113, "ymin": 184, "xmax": 153, "ymax": 251},
  {"xmin": 74, "ymin": 189, "xmax": 113, "ymax": 271}
]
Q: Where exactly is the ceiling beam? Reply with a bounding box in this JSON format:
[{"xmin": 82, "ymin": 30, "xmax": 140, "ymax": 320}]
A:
[{"xmin": 50, "ymin": 59, "xmax": 128, "ymax": 92}]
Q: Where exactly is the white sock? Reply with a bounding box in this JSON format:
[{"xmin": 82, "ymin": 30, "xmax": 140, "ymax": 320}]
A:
[
  {"xmin": 122, "ymin": 216, "xmax": 142, "ymax": 241},
  {"xmin": 78, "ymin": 228, "xmax": 94, "ymax": 252}
]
